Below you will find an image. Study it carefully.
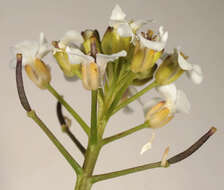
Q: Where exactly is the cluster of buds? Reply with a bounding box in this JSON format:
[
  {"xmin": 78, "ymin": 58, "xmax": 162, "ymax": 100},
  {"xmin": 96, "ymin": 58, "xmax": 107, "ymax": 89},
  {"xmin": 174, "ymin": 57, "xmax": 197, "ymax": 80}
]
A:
[{"xmin": 11, "ymin": 4, "xmax": 203, "ymax": 140}]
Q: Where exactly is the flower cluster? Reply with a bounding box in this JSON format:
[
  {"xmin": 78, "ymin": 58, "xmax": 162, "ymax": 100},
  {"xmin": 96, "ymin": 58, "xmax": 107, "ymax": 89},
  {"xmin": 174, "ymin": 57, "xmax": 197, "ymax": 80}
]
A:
[
  {"xmin": 11, "ymin": 4, "xmax": 203, "ymax": 150},
  {"xmin": 11, "ymin": 5, "xmax": 217, "ymax": 190}
]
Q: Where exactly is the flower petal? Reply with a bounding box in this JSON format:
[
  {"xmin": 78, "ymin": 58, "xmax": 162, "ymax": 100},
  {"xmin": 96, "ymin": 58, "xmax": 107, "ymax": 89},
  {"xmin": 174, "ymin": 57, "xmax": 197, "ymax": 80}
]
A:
[
  {"xmin": 177, "ymin": 50, "xmax": 193, "ymax": 70},
  {"xmin": 156, "ymin": 83, "xmax": 177, "ymax": 103},
  {"xmin": 110, "ymin": 4, "xmax": 126, "ymax": 21},
  {"xmin": 96, "ymin": 50, "xmax": 127, "ymax": 84},
  {"xmin": 60, "ymin": 30, "xmax": 83, "ymax": 48},
  {"xmin": 186, "ymin": 64, "xmax": 203, "ymax": 84},
  {"xmin": 130, "ymin": 19, "xmax": 154, "ymax": 33},
  {"xmin": 117, "ymin": 22, "xmax": 134, "ymax": 37},
  {"xmin": 138, "ymin": 34, "xmax": 166, "ymax": 51},
  {"xmin": 159, "ymin": 26, "xmax": 168, "ymax": 43},
  {"xmin": 37, "ymin": 32, "xmax": 51, "ymax": 59},
  {"xmin": 175, "ymin": 90, "xmax": 191, "ymax": 114},
  {"xmin": 66, "ymin": 47, "xmax": 94, "ymax": 64},
  {"xmin": 10, "ymin": 40, "xmax": 39, "ymax": 67}
]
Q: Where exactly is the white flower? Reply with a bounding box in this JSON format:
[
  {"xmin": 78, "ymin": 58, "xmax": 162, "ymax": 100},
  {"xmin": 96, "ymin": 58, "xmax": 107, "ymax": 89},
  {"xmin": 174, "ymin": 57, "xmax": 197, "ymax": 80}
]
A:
[
  {"xmin": 144, "ymin": 83, "xmax": 190, "ymax": 116},
  {"xmin": 53, "ymin": 30, "xmax": 83, "ymax": 55},
  {"xmin": 142, "ymin": 83, "xmax": 190, "ymax": 129},
  {"xmin": 109, "ymin": 4, "xmax": 152, "ymax": 38},
  {"xmin": 67, "ymin": 48, "xmax": 127, "ymax": 88},
  {"xmin": 137, "ymin": 26, "xmax": 168, "ymax": 51},
  {"xmin": 176, "ymin": 48, "xmax": 203, "ymax": 84},
  {"xmin": 58, "ymin": 30, "xmax": 83, "ymax": 49},
  {"xmin": 10, "ymin": 33, "xmax": 51, "ymax": 67}
]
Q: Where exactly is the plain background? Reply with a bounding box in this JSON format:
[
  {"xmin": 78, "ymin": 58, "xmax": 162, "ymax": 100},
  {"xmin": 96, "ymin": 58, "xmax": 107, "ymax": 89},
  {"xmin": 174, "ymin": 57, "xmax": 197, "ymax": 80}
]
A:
[{"xmin": 0, "ymin": 0, "xmax": 223, "ymax": 189}]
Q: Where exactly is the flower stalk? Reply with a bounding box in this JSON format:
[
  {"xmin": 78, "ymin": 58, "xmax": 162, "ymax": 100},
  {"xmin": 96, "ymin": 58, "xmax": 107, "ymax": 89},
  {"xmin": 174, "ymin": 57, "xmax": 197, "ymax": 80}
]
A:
[
  {"xmin": 46, "ymin": 83, "xmax": 90, "ymax": 136},
  {"xmin": 91, "ymin": 127, "xmax": 216, "ymax": 183},
  {"xmin": 102, "ymin": 122, "xmax": 148, "ymax": 146},
  {"xmin": 112, "ymin": 81, "xmax": 158, "ymax": 115},
  {"xmin": 27, "ymin": 110, "xmax": 83, "ymax": 175}
]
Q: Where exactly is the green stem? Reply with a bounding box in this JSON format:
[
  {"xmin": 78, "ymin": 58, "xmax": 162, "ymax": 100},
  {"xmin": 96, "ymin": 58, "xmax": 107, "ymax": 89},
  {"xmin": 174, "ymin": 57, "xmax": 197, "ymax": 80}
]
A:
[
  {"xmin": 102, "ymin": 122, "xmax": 148, "ymax": 146},
  {"xmin": 90, "ymin": 90, "xmax": 98, "ymax": 144},
  {"xmin": 112, "ymin": 81, "xmax": 158, "ymax": 115},
  {"xmin": 91, "ymin": 127, "xmax": 217, "ymax": 183},
  {"xmin": 46, "ymin": 83, "xmax": 90, "ymax": 136},
  {"xmin": 107, "ymin": 73, "xmax": 135, "ymax": 117},
  {"xmin": 27, "ymin": 110, "xmax": 82, "ymax": 175},
  {"xmin": 91, "ymin": 161, "xmax": 164, "ymax": 183}
]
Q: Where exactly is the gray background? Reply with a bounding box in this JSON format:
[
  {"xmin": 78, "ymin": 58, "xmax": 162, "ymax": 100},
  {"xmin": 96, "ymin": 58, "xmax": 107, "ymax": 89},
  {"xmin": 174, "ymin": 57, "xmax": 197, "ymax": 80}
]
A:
[{"xmin": 0, "ymin": 0, "xmax": 223, "ymax": 189}]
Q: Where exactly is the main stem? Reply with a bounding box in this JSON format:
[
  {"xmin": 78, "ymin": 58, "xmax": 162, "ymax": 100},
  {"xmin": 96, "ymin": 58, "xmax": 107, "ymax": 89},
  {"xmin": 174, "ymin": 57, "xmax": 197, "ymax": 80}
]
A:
[{"xmin": 74, "ymin": 90, "xmax": 105, "ymax": 190}]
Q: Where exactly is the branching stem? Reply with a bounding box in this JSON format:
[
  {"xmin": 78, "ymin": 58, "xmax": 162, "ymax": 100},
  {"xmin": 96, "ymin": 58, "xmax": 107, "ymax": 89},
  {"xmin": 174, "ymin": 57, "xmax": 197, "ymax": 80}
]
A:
[{"xmin": 46, "ymin": 83, "xmax": 90, "ymax": 136}]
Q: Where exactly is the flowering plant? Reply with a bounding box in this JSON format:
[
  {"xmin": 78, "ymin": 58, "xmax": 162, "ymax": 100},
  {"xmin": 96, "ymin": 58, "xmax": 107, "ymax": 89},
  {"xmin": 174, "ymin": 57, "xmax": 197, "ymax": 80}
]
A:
[{"xmin": 12, "ymin": 4, "xmax": 215, "ymax": 190}]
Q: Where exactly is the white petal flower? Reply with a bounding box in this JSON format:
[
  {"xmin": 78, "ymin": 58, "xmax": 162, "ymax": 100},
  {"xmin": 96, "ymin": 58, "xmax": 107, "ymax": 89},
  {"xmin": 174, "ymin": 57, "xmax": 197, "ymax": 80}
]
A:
[
  {"xmin": 66, "ymin": 47, "xmax": 127, "ymax": 87},
  {"xmin": 138, "ymin": 26, "xmax": 168, "ymax": 51},
  {"xmin": 59, "ymin": 30, "xmax": 84, "ymax": 49},
  {"xmin": 176, "ymin": 48, "xmax": 203, "ymax": 84},
  {"xmin": 141, "ymin": 84, "xmax": 190, "ymax": 118},
  {"xmin": 10, "ymin": 33, "xmax": 51, "ymax": 67},
  {"xmin": 156, "ymin": 83, "xmax": 190, "ymax": 114},
  {"xmin": 109, "ymin": 4, "xmax": 153, "ymax": 39},
  {"xmin": 66, "ymin": 47, "xmax": 94, "ymax": 65}
]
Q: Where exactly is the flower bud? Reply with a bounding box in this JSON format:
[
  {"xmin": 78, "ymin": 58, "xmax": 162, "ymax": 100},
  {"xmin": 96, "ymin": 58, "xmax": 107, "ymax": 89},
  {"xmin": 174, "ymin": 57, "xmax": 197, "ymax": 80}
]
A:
[
  {"xmin": 52, "ymin": 41, "xmax": 81, "ymax": 78},
  {"xmin": 145, "ymin": 101, "xmax": 173, "ymax": 129},
  {"xmin": 24, "ymin": 58, "xmax": 51, "ymax": 89},
  {"xmin": 155, "ymin": 52, "xmax": 186, "ymax": 85},
  {"xmin": 101, "ymin": 27, "xmax": 131, "ymax": 54},
  {"xmin": 130, "ymin": 39, "xmax": 162, "ymax": 74},
  {"xmin": 81, "ymin": 29, "xmax": 101, "ymax": 57},
  {"xmin": 81, "ymin": 62, "xmax": 99, "ymax": 90}
]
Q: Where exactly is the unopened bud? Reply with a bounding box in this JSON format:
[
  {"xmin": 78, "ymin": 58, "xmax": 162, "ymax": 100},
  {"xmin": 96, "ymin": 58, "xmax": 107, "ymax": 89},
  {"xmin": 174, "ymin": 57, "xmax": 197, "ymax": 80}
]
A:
[
  {"xmin": 81, "ymin": 62, "xmax": 99, "ymax": 90},
  {"xmin": 101, "ymin": 27, "xmax": 131, "ymax": 54},
  {"xmin": 24, "ymin": 58, "xmax": 51, "ymax": 89},
  {"xmin": 82, "ymin": 29, "xmax": 101, "ymax": 57},
  {"xmin": 145, "ymin": 101, "xmax": 173, "ymax": 129}
]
